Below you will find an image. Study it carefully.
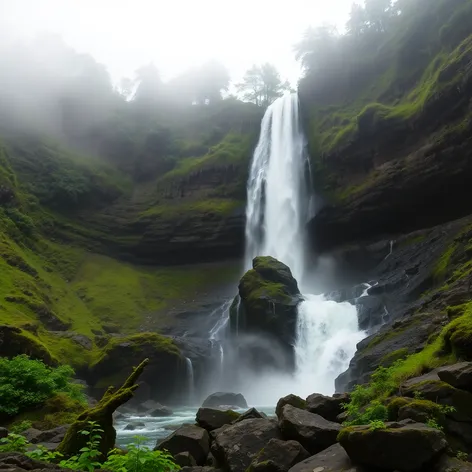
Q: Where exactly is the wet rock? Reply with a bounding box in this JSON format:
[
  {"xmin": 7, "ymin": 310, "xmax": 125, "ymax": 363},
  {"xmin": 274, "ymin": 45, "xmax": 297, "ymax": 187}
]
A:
[
  {"xmin": 278, "ymin": 405, "xmax": 340, "ymax": 454},
  {"xmin": 149, "ymin": 405, "xmax": 173, "ymax": 417},
  {"xmin": 248, "ymin": 438, "xmax": 309, "ymax": 472},
  {"xmin": 305, "ymin": 393, "xmax": 348, "ymax": 422},
  {"xmin": 0, "ymin": 452, "xmax": 70, "ymax": 471},
  {"xmin": 124, "ymin": 422, "xmax": 145, "ymax": 431},
  {"xmin": 233, "ymin": 257, "xmax": 302, "ymax": 369},
  {"xmin": 175, "ymin": 452, "xmax": 197, "ymax": 467},
  {"xmin": 233, "ymin": 407, "xmax": 268, "ymax": 423},
  {"xmin": 403, "ymin": 379, "xmax": 472, "ymax": 422},
  {"xmin": 137, "ymin": 400, "xmax": 173, "ymax": 416},
  {"xmin": 196, "ymin": 408, "xmax": 241, "ymax": 431},
  {"xmin": 156, "ymin": 424, "xmax": 210, "ymax": 466},
  {"xmin": 202, "ymin": 392, "xmax": 247, "ymax": 409},
  {"xmin": 23, "ymin": 428, "xmax": 43, "ymax": 443},
  {"xmin": 288, "ymin": 443, "xmax": 365, "ymax": 472},
  {"xmin": 211, "ymin": 418, "xmax": 280, "ymax": 472},
  {"xmin": 433, "ymin": 454, "xmax": 472, "ymax": 471},
  {"xmin": 338, "ymin": 422, "xmax": 447, "ymax": 471},
  {"xmin": 275, "ymin": 394, "xmax": 306, "ymax": 418},
  {"xmin": 354, "ymin": 295, "xmax": 385, "ymax": 330},
  {"xmin": 438, "ymin": 362, "xmax": 472, "ymax": 392}
]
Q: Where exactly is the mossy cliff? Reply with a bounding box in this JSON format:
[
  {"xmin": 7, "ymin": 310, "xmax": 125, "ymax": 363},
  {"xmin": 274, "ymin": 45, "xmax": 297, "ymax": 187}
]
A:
[
  {"xmin": 300, "ymin": 0, "xmax": 472, "ymax": 251},
  {"xmin": 0, "ymin": 97, "xmax": 256, "ymax": 396}
]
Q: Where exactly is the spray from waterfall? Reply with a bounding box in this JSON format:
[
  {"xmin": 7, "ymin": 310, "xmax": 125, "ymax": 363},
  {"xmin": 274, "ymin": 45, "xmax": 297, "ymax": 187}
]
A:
[{"xmin": 206, "ymin": 93, "xmax": 365, "ymax": 405}]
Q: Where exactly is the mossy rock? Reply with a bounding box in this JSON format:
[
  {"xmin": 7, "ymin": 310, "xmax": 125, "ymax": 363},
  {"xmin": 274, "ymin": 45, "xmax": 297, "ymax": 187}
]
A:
[
  {"xmin": 234, "ymin": 257, "xmax": 302, "ymax": 367},
  {"xmin": 0, "ymin": 325, "xmax": 56, "ymax": 365},
  {"xmin": 88, "ymin": 333, "xmax": 183, "ymax": 403}
]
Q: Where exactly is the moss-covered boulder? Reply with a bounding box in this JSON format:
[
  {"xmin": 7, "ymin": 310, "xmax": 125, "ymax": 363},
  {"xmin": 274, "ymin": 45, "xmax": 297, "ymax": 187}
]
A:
[
  {"xmin": 87, "ymin": 333, "xmax": 184, "ymax": 404},
  {"xmin": 275, "ymin": 394, "xmax": 306, "ymax": 419},
  {"xmin": 338, "ymin": 422, "xmax": 447, "ymax": 471},
  {"xmin": 196, "ymin": 408, "xmax": 240, "ymax": 431},
  {"xmin": 231, "ymin": 257, "xmax": 302, "ymax": 368}
]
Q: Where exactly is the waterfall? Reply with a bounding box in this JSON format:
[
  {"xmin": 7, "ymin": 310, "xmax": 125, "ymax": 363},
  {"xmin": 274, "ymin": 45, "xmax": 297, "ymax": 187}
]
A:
[
  {"xmin": 242, "ymin": 93, "xmax": 364, "ymax": 402},
  {"xmin": 245, "ymin": 93, "xmax": 310, "ymax": 281},
  {"xmin": 185, "ymin": 357, "xmax": 195, "ymax": 405}
]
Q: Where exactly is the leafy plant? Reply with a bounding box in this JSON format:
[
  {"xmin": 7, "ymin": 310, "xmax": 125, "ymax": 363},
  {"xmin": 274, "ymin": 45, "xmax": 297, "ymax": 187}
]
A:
[
  {"xmin": 10, "ymin": 420, "xmax": 33, "ymax": 434},
  {"xmin": 103, "ymin": 436, "xmax": 179, "ymax": 472},
  {"xmin": 413, "ymin": 390, "xmax": 423, "ymax": 400},
  {"xmin": 28, "ymin": 445, "xmax": 64, "ymax": 462},
  {"xmin": 0, "ymin": 354, "xmax": 85, "ymax": 417},
  {"xmin": 456, "ymin": 451, "xmax": 469, "ymax": 461},
  {"xmin": 59, "ymin": 421, "xmax": 103, "ymax": 472},
  {"xmin": 426, "ymin": 418, "xmax": 443, "ymax": 431},
  {"xmin": 0, "ymin": 433, "xmax": 29, "ymax": 453},
  {"xmin": 369, "ymin": 420, "xmax": 387, "ymax": 431}
]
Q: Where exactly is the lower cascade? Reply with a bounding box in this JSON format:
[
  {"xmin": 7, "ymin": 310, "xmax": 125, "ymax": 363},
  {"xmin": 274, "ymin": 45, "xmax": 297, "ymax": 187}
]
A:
[{"xmin": 206, "ymin": 93, "xmax": 366, "ymax": 404}]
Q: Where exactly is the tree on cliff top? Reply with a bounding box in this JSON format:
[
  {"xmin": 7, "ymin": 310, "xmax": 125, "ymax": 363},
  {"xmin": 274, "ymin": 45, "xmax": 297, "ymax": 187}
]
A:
[{"xmin": 237, "ymin": 63, "xmax": 290, "ymax": 107}]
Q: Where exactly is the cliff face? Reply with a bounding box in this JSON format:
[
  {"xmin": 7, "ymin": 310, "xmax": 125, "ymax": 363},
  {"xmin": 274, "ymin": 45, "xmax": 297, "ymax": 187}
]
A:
[
  {"xmin": 298, "ymin": 0, "xmax": 472, "ymax": 395},
  {"xmin": 301, "ymin": 0, "xmax": 472, "ymax": 251}
]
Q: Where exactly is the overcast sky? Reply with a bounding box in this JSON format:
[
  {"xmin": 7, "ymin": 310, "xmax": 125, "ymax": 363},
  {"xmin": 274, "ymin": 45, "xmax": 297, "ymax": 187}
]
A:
[{"xmin": 1, "ymin": 0, "xmax": 354, "ymax": 86}]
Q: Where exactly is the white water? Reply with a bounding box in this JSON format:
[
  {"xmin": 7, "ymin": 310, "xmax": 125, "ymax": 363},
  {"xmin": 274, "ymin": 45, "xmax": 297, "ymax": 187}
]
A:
[
  {"xmin": 240, "ymin": 93, "xmax": 365, "ymax": 402},
  {"xmin": 185, "ymin": 357, "xmax": 195, "ymax": 405}
]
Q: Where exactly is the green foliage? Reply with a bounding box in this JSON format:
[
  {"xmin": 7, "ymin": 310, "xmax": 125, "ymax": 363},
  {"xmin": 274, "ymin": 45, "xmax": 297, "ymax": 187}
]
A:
[
  {"xmin": 456, "ymin": 451, "xmax": 469, "ymax": 461},
  {"xmin": 0, "ymin": 355, "xmax": 85, "ymax": 417},
  {"xmin": 0, "ymin": 433, "xmax": 29, "ymax": 453},
  {"xmin": 369, "ymin": 420, "xmax": 387, "ymax": 431},
  {"xmin": 9, "ymin": 420, "xmax": 32, "ymax": 434},
  {"xmin": 426, "ymin": 418, "xmax": 443, "ymax": 431},
  {"xmin": 103, "ymin": 436, "xmax": 179, "ymax": 472},
  {"xmin": 59, "ymin": 421, "xmax": 104, "ymax": 472}
]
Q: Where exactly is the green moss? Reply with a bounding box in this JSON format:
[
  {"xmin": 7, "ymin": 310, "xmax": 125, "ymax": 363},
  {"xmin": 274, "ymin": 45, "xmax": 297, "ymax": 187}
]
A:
[
  {"xmin": 387, "ymin": 397, "xmax": 411, "ymax": 421},
  {"xmin": 443, "ymin": 302, "xmax": 472, "ymax": 359},
  {"xmin": 381, "ymin": 348, "xmax": 409, "ymax": 366},
  {"xmin": 241, "ymin": 269, "xmax": 291, "ymax": 305},
  {"xmin": 433, "ymin": 243, "xmax": 457, "ymax": 281}
]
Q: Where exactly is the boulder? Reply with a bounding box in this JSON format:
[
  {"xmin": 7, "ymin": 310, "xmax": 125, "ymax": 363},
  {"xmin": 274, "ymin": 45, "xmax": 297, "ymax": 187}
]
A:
[
  {"xmin": 211, "ymin": 418, "xmax": 280, "ymax": 472},
  {"xmin": 403, "ymin": 379, "xmax": 472, "ymax": 422},
  {"xmin": 174, "ymin": 452, "xmax": 197, "ymax": 467},
  {"xmin": 124, "ymin": 422, "xmax": 145, "ymax": 431},
  {"xmin": 278, "ymin": 405, "xmax": 340, "ymax": 454},
  {"xmin": 288, "ymin": 443, "xmax": 365, "ymax": 472},
  {"xmin": 202, "ymin": 392, "xmax": 248, "ymax": 409},
  {"xmin": 433, "ymin": 455, "xmax": 472, "ymax": 471},
  {"xmin": 338, "ymin": 422, "xmax": 448, "ymax": 471},
  {"xmin": 137, "ymin": 400, "xmax": 173, "ymax": 417},
  {"xmin": 196, "ymin": 408, "xmax": 241, "ymax": 431},
  {"xmin": 248, "ymin": 439, "xmax": 309, "ymax": 472},
  {"xmin": 88, "ymin": 333, "xmax": 184, "ymax": 404},
  {"xmin": 232, "ymin": 257, "xmax": 302, "ymax": 368},
  {"xmin": 276, "ymin": 394, "xmax": 306, "ymax": 418},
  {"xmin": 0, "ymin": 452, "xmax": 70, "ymax": 471},
  {"xmin": 29, "ymin": 426, "xmax": 69, "ymax": 444},
  {"xmin": 305, "ymin": 393, "xmax": 348, "ymax": 422},
  {"xmin": 438, "ymin": 362, "xmax": 472, "ymax": 392},
  {"xmin": 156, "ymin": 424, "xmax": 210, "ymax": 466},
  {"xmin": 233, "ymin": 408, "xmax": 267, "ymax": 423}
]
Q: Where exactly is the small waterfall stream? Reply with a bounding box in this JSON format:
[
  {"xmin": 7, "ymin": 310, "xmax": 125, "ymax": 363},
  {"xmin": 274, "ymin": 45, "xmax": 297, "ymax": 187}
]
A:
[{"xmin": 185, "ymin": 357, "xmax": 195, "ymax": 405}]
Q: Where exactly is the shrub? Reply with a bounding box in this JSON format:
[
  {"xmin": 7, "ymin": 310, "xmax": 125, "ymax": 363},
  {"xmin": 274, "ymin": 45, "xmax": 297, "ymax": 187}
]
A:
[{"xmin": 0, "ymin": 355, "xmax": 85, "ymax": 417}]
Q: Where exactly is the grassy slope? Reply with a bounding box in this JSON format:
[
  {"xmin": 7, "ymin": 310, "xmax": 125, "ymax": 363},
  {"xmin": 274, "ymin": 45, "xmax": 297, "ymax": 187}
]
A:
[{"xmin": 0, "ymin": 104, "xmax": 252, "ymax": 368}]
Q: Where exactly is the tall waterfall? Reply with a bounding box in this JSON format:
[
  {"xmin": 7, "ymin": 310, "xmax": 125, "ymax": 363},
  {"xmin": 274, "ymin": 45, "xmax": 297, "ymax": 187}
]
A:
[
  {"xmin": 245, "ymin": 94, "xmax": 310, "ymax": 281},
  {"xmin": 206, "ymin": 93, "xmax": 364, "ymax": 404}
]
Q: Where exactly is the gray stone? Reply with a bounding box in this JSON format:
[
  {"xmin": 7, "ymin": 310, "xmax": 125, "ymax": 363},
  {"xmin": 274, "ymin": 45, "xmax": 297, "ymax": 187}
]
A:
[
  {"xmin": 275, "ymin": 394, "xmax": 306, "ymax": 418},
  {"xmin": 211, "ymin": 418, "xmax": 280, "ymax": 472},
  {"xmin": 156, "ymin": 424, "xmax": 210, "ymax": 466},
  {"xmin": 438, "ymin": 362, "xmax": 472, "ymax": 392},
  {"xmin": 202, "ymin": 392, "xmax": 247, "ymax": 409},
  {"xmin": 248, "ymin": 439, "xmax": 310, "ymax": 472},
  {"xmin": 305, "ymin": 393, "xmax": 348, "ymax": 422},
  {"xmin": 174, "ymin": 452, "xmax": 197, "ymax": 467},
  {"xmin": 278, "ymin": 405, "xmax": 340, "ymax": 454},
  {"xmin": 196, "ymin": 408, "xmax": 240, "ymax": 431}
]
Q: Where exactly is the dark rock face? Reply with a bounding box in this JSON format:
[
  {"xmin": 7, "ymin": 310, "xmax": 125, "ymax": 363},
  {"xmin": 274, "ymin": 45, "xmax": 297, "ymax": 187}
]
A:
[
  {"xmin": 288, "ymin": 443, "xmax": 365, "ymax": 472},
  {"xmin": 275, "ymin": 394, "xmax": 306, "ymax": 418},
  {"xmin": 248, "ymin": 439, "xmax": 309, "ymax": 472},
  {"xmin": 202, "ymin": 392, "xmax": 248, "ymax": 409},
  {"xmin": 174, "ymin": 452, "xmax": 197, "ymax": 467},
  {"xmin": 434, "ymin": 454, "xmax": 472, "ymax": 471},
  {"xmin": 305, "ymin": 393, "xmax": 348, "ymax": 422},
  {"xmin": 233, "ymin": 408, "xmax": 267, "ymax": 423},
  {"xmin": 402, "ymin": 379, "xmax": 472, "ymax": 422},
  {"xmin": 0, "ymin": 453, "xmax": 70, "ymax": 471},
  {"xmin": 211, "ymin": 418, "xmax": 281, "ymax": 472},
  {"xmin": 232, "ymin": 257, "xmax": 302, "ymax": 370},
  {"xmin": 438, "ymin": 362, "xmax": 472, "ymax": 392},
  {"xmin": 338, "ymin": 422, "xmax": 447, "ymax": 471},
  {"xmin": 0, "ymin": 428, "xmax": 8, "ymax": 439},
  {"xmin": 88, "ymin": 333, "xmax": 184, "ymax": 404},
  {"xmin": 196, "ymin": 408, "xmax": 241, "ymax": 431},
  {"xmin": 156, "ymin": 424, "xmax": 210, "ymax": 466},
  {"xmin": 278, "ymin": 405, "xmax": 340, "ymax": 454}
]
